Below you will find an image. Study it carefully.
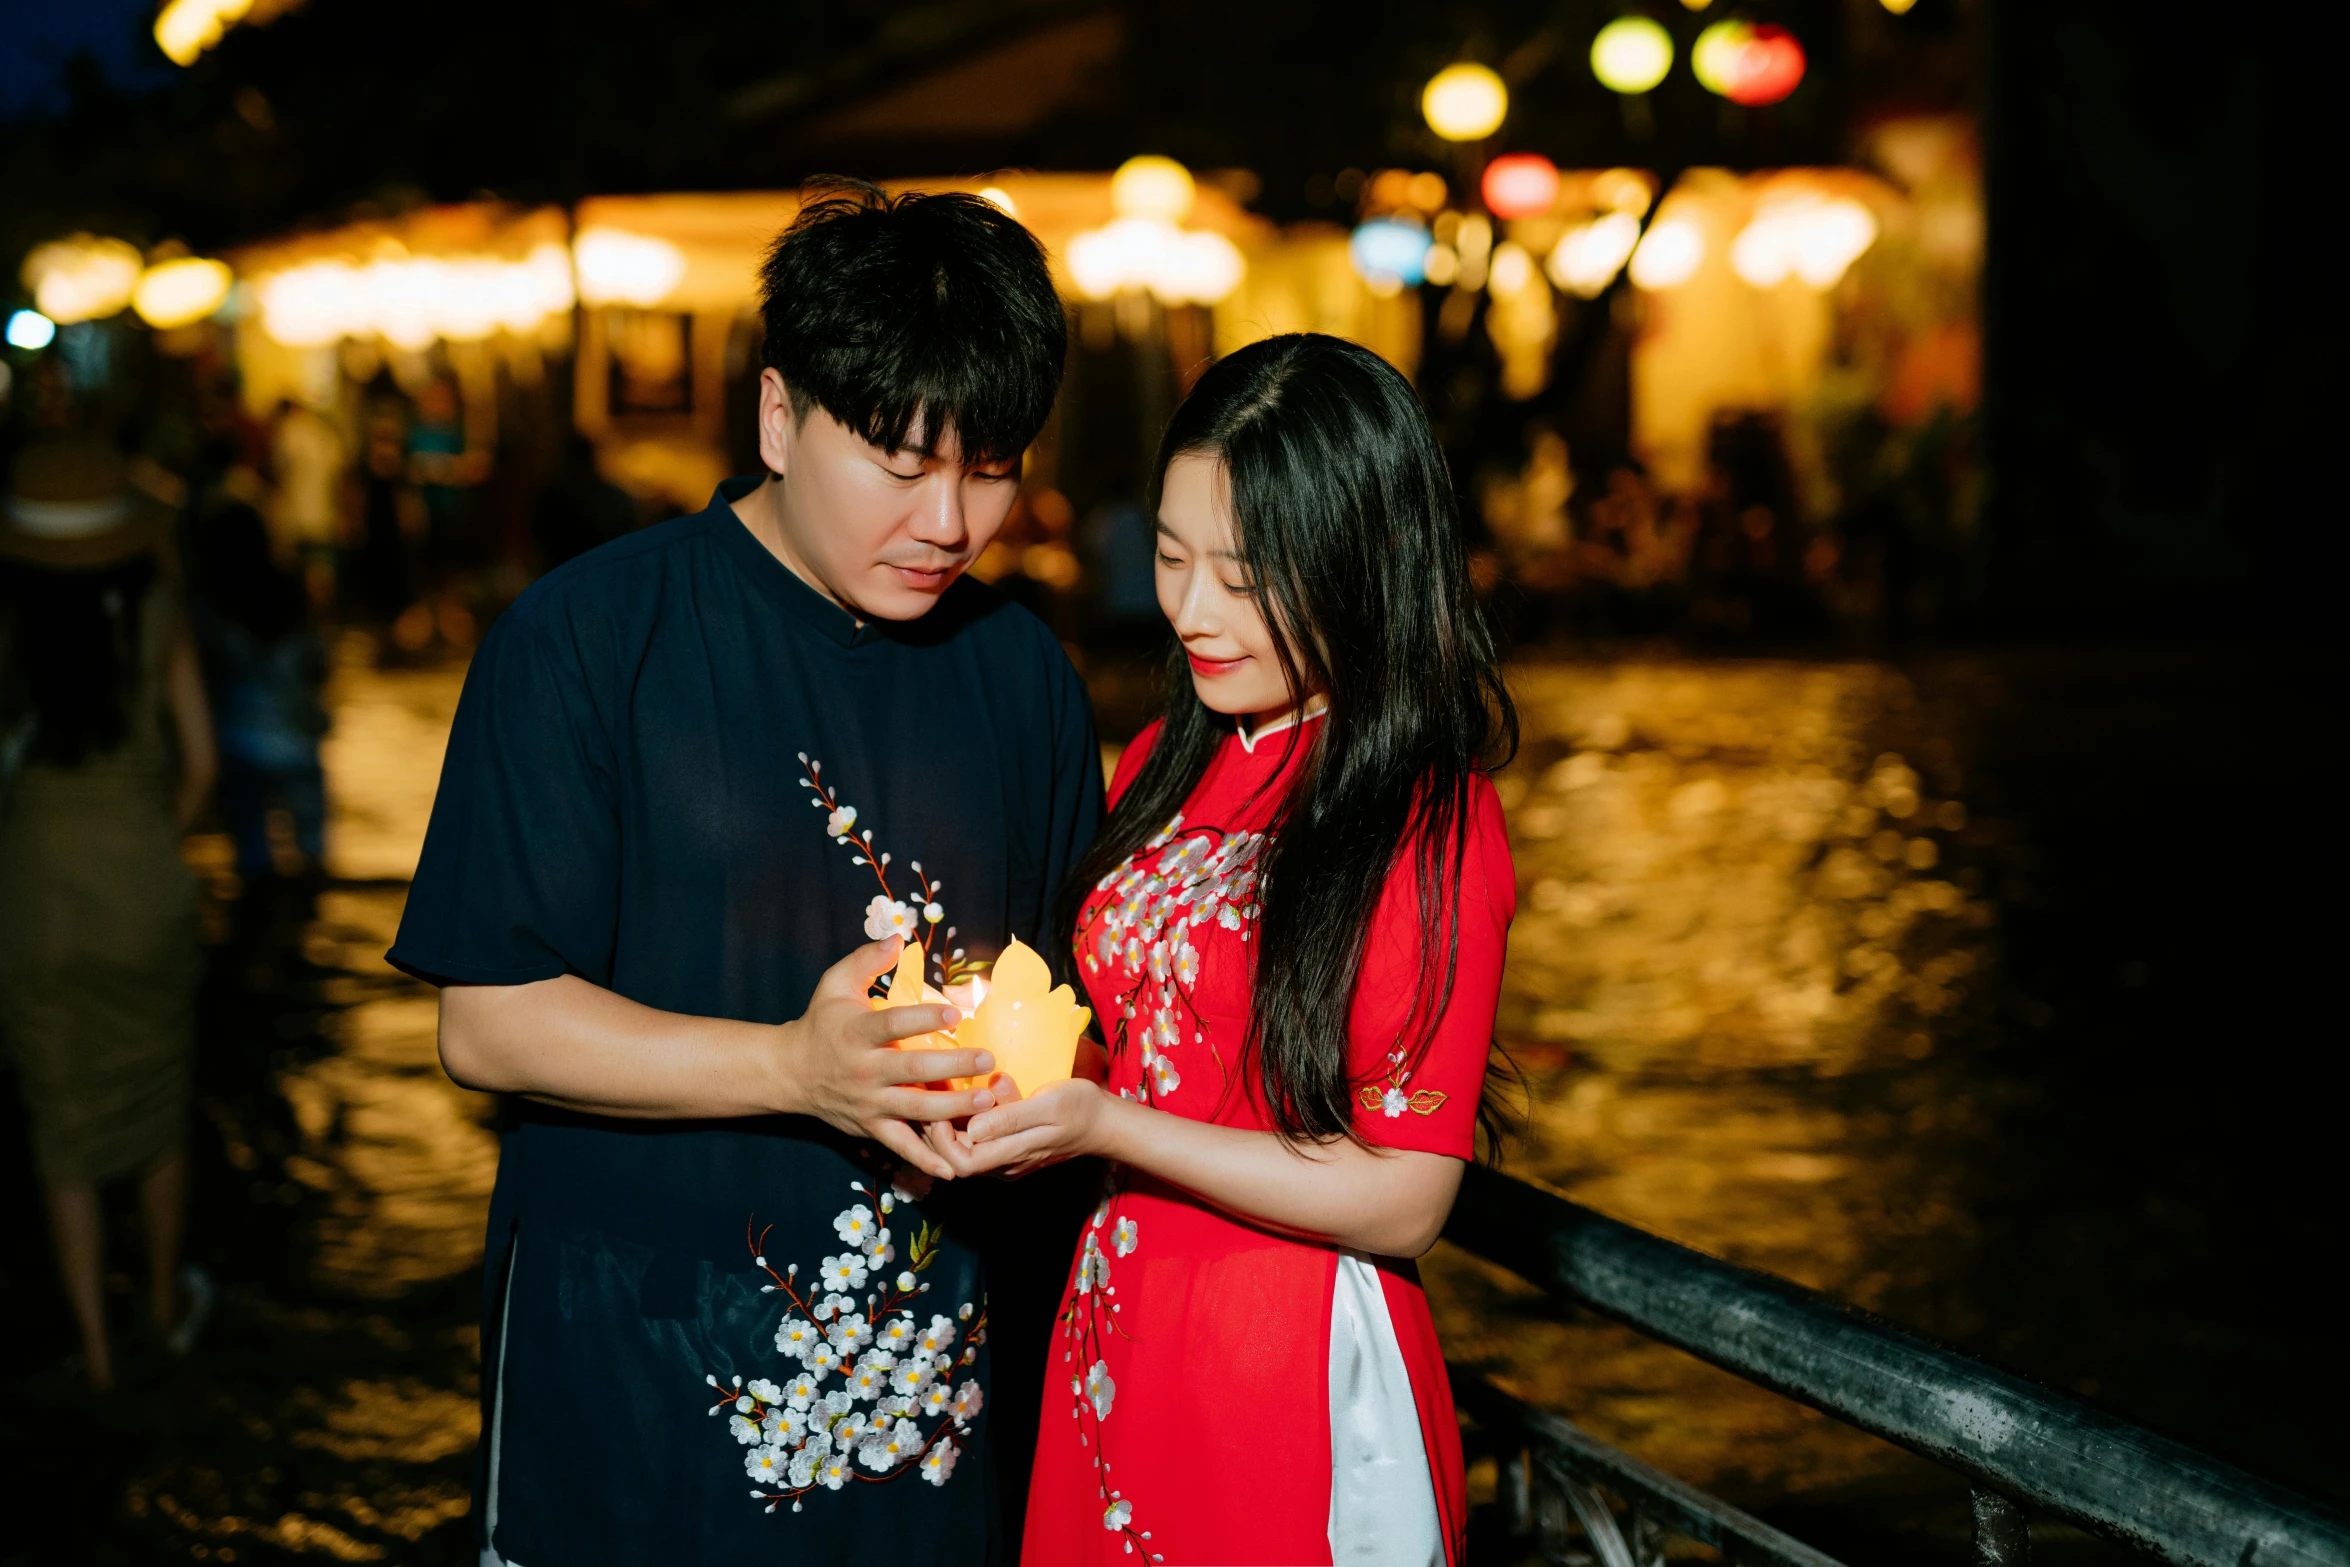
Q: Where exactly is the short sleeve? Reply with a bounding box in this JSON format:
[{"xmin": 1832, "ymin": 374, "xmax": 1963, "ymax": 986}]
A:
[
  {"xmin": 1345, "ymin": 777, "xmax": 1515, "ymax": 1157},
  {"xmin": 387, "ymin": 596, "xmax": 622, "ymax": 988}
]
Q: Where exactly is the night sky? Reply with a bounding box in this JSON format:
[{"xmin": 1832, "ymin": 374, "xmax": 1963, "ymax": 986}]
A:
[{"xmin": 0, "ymin": 0, "xmax": 171, "ymax": 120}]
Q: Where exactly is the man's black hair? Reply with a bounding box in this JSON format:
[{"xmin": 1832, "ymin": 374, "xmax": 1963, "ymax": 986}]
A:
[{"xmin": 759, "ymin": 178, "xmax": 1067, "ymax": 466}]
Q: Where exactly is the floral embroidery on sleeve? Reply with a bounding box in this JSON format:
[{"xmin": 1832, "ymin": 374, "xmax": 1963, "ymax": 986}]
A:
[
  {"xmin": 1358, "ymin": 1042, "xmax": 1450, "ymax": 1118},
  {"xmin": 702, "ymin": 1181, "xmax": 987, "ymax": 1516}
]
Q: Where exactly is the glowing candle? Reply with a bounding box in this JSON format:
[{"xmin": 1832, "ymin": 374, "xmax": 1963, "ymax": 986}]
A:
[
  {"xmin": 872, "ymin": 940, "xmax": 1090, "ymax": 1096},
  {"xmin": 871, "ymin": 943, "xmax": 981, "ymax": 1089},
  {"xmin": 953, "ymin": 938, "xmax": 1091, "ymax": 1097},
  {"xmin": 945, "ymin": 974, "xmax": 989, "ymax": 1018},
  {"xmin": 873, "ymin": 941, "xmax": 946, "ymax": 1022}
]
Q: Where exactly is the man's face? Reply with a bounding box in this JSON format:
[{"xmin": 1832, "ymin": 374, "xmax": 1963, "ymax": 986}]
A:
[{"xmin": 756, "ymin": 369, "xmax": 1021, "ymax": 622}]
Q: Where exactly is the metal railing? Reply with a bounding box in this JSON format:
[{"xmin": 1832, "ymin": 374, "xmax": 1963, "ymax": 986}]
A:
[{"xmin": 1438, "ymin": 1164, "xmax": 2350, "ymax": 1567}]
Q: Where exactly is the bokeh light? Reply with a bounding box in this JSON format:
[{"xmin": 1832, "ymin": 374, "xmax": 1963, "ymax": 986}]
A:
[
  {"xmin": 1367, "ymin": 168, "xmax": 1454, "ymax": 216},
  {"xmin": 5, "ymin": 309, "xmax": 57, "ymax": 350},
  {"xmin": 22, "ymin": 236, "xmax": 144, "ymax": 325},
  {"xmin": 1422, "ymin": 64, "xmax": 1508, "ymax": 142},
  {"xmin": 1109, "ymin": 155, "xmax": 1196, "ymax": 224},
  {"xmin": 1629, "ymin": 218, "xmax": 1705, "ymax": 289},
  {"xmin": 1481, "ymin": 153, "xmax": 1562, "ymax": 220},
  {"xmin": 977, "ymin": 186, "xmax": 1018, "ymax": 216},
  {"xmin": 1692, "ymin": 20, "xmax": 1754, "ymax": 95},
  {"xmin": 1451, "ymin": 212, "xmax": 1494, "ymax": 291},
  {"xmin": 1547, "ymin": 212, "xmax": 1644, "ymax": 297},
  {"xmin": 154, "ymin": 0, "xmax": 258, "ymax": 67},
  {"xmin": 572, "ymin": 228, "xmax": 687, "ymax": 307},
  {"xmin": 1724, "ymin": 24, "xmax": 1806, "ymax": 105},
  {"xmin": 131, "ymin": 256, "xmax": 234, "ymax": 329},
  {"xmin": 1067, "ymin": 218, "xmax": 1244, "ymax": 303},
  {"xmin": 1590, "ymin": 17, "xmax": 1676, "ymax": 95},
  {"xmin": 1488, "ymin": 241, "xmax": 1538, "ymax": 298},
  {"xmin": 1729, "ymin": 194, "xmax": 1878, "ymax": 289},
  {"xmin": 1695, "ymin": 21, "xmax": 1808, "ymax": 105},
  {"xmin": 1348, "ymin": 217, "xmax": 1433, "ymax": 288},
  {"xmin": 1594, "ymin": 168, "xmax": 1656, "ymax": 218},
  {"xmin": 1068, "ymin": 157, "xmax": 1243, "ymax": 304},
  {"xmin": 256, "ymin": 244, "xmax": 577, "ymax": 347}
]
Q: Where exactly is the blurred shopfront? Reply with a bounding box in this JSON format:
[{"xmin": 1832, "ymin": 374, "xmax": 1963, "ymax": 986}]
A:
[{"xmin": 10, "ymin": 119, "xmax": 1981, "ymax": 647}]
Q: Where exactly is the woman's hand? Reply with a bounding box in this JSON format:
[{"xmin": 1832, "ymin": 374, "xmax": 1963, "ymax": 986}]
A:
[
  {"xmin": 925, "ymin": 1075, "xmax": 1116, "ymax": 1180},
  {"xmin": 922, "ymin": 1059, "xmax": 1467, "ymax": 1253}
]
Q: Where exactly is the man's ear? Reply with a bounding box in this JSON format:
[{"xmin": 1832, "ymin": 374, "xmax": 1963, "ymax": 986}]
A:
[{"xmin": 757, "ymin": 369, "xmax": 797, "ymax": 477}]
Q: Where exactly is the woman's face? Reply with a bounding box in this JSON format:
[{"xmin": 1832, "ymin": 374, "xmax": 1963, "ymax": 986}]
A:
[{"xmin": 1155, "ymin": 451, "xmax": 1299, "ymax": 725}]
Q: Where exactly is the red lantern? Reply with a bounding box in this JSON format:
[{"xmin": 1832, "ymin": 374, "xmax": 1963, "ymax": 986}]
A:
[
  {"xmin": 1724, "ymin": 24, "xmax": 1805, "ymax": 106},
  {"xmin": 1481, "ymin": 153, "xmax": 1563, "ymax": 220}
]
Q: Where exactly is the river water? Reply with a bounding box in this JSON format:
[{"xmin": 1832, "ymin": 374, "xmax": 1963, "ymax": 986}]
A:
[{"xmin": 1, "ymin": 641, "xmax": 2335, "ymax": 1564}]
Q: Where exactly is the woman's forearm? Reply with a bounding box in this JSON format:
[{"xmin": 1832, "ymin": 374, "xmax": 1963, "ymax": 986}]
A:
[{"xmin": 1092, "ymin": 1096, "xmax": 1463, "ymax": 1257}]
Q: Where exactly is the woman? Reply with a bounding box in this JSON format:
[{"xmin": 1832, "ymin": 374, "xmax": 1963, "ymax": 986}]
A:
[
  {"xmin": 0, "ymin": 438, "xmax": 217, "ymax": 1390},
  {"xmin": 942, "ymin": 333, "xmax": 1517, "ymax": 1565}
]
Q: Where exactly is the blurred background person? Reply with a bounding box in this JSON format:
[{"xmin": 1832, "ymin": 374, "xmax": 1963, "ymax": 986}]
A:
[
  {"xmin": 1690, "ymin": 412, "xmax": 1821, "ymax": 641},
  {"xmin": 191, "ymin": 500, "xmax": 328, "ymax": 892},
  {"xmin": 1566, "ymin": 464, "xmax": 1695, "ymax": 636},
  {"xmin": 406, "ymin": 376, "xmax": 476, "ymax": 598},
  {"xmin": 266, "ymin": 396, "xmax": 346, "ymax": 614},
  {"xmin": 0, "ymin": 439, "xmax": 217, "ymax": 1392},
  {"xmin": 347, "ymin": 391, "xmax": 420, "ymax": 628}
]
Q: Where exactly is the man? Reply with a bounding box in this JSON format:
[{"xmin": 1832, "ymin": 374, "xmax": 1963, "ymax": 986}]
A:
[{"xmin": 389, "ymin": 183, "xmax": 1100, "ymax": 1565}]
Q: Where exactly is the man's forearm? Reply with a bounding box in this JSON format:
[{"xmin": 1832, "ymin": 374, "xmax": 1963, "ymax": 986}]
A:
[{"xmin": 439, "ymin": 974, "xmax": 791, "ymax": 1119}]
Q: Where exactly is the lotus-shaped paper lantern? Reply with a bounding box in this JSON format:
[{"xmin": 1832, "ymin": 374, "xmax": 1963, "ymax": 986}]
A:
[
  {"xmin": 871, "ymin": 942, "xmax": 987, "ymax": 1090},
  {"xmin": 952, "ymin": 938, "xmax": 1091, "ymax": 1097}
]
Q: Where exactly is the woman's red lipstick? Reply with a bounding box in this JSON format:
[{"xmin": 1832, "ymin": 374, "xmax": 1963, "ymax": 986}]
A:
[{"xmin": 1186, "ymin": 651, "xmax": 1249, "ymax": 678}]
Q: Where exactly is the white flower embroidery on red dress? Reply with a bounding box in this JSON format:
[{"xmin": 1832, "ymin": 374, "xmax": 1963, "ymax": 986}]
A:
[
  {"xmin": 1048, "ymin": 818, "xmax": 1271, "ymax": 1562},
  {"xmin": 701, "ymin": 1181, "xmax": 986, "ymax": 1515},
  {"xmin": 1079, "ymin": 815, "xmax": 1266, "ymax": 1108},
  {"xmin": 1054, "ymin": 1187, "xmax": 1159, "ymax": 1559}
]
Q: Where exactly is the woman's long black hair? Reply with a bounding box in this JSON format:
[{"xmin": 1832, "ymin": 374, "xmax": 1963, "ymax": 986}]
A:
[{"xmin": 1059, "ymin": 333, "xmax": 1518, "ymax": 1145}]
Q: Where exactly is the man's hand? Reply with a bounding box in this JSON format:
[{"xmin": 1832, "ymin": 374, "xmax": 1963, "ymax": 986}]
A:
[{"xmin": 775, "ymin": 938, "xmax": 997, "ymax": 1179}]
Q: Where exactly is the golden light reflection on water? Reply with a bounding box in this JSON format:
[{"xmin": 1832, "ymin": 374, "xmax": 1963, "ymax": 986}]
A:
[
  {"xmin": 142, "ymin": 652, "xmax": 489, "ymax": 1560},
  {"xmin": 294, "ymin": 649, "xmax": 495, "ymax": 1302},
  {"xmin": 318, "ymin": 649, "xmax": 462, "ymax": 885},
  {"xmin": 1425, "ymin": 658, "xmax": 2002, "ymax": 1510}
]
